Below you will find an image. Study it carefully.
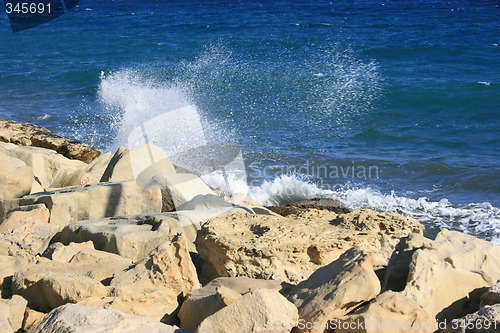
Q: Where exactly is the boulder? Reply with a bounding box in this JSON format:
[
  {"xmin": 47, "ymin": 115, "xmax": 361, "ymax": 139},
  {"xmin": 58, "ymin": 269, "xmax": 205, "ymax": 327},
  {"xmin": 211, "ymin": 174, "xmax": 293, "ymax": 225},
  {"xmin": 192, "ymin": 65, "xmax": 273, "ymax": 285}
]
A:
[
  {"xmin": 100, "ymin": 145, "xmax": 176, "ymax": 183},
  {"xmin": 400, "ymin": 229, "xmax": 500, "ymax": 325},
  {"xmin": 12, "ymin": 250, "xmax": 131, "ymax": 312},
  {"xmin": 110, "ymin": 234, "xmax": 200, "ymax": 297},
  {"xmin": 19, "ymin": 180, "xmax": 162, "ymax": 226},
  {"xmin": 79, "ymin": 152, "xmax": 113, "ymax": 185},
  {"xmin": 42, "ymin": 241, "xmax": 95, "ymax": 263},
  {"xmin": 79, "ymin": 288, "xmax": 179, "ymax": 323},
  {"xmin": 481, "ymin": 283, "xmax": 500, "ymax": 307},
  {"xmin": 442, "ymin": 304, "xmax": 500, "ymax": 333},
  {"xmin": 0, "ymin": 120, "xmax": 100, "ymax": 163},
  {"xmin": 22, "ymin": 309, "xmax": 47, "ymax": 332},
  {"xmin": 0, "ymin": 295, "xmax": 27, "ymax": 333},
  {"xmin": 287, "ymin": 248, "xmax": 381, "ymax": 333},
  {"xmin": 179, "ymin": 277, "xmax": 285, "ymax": 332},
  {"xmin": 0, "ymin": 204, "xmax": 60, "ymax": 259},
  {"xmin": 0, "ymin": 256, "xmax": 29, "ymax": 293},
  {"xmin": 0, "ymin": 142, "xmax": 87, "ymax": 188},
  {"xmin": 197, "ymin": 289, "xmax": 299, "ymax": 333},
  {"xmin": 267, "ymin": 198, "xmax": 350, "ymax": 216},
  {"xmin": 0, "ymin": 152, "xmax": 32, "ymax": 200},
  {"xmin": 335, "ymin": 291, "xmax": 432, "ymax": 333},
  {"xmin": 56, "ymin": 214, "xmax": 184, "ymax": 261},
  {"xmin": 196, "ymin": 209, "xmax": 422, "ymax": 283},
  {"xmin": 27, "ymin": 304, "xmax": 189, "ymax": 333}
]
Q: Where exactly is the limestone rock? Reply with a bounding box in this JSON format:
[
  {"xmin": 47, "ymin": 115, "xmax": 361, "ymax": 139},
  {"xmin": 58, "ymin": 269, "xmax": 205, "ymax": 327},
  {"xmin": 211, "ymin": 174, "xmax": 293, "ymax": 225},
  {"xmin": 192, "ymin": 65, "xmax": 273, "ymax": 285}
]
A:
[
  {"xmin": 56, "ymin": 214, "xmax": 184, "ymax": 261},
  {"xmin": 0, "ymin": 256, "xmax": 29, "ymax": 293},
  {"xmin": 196, "ymin": 209, "xmax": 422, "ymax": 283},
  {"xmin": 42, "ymin": 241, "xmax": 95, "ymax": 263},
  {"xmin": 267, "ymin": 197, "xmax": 350, "ymax": 216},
  {"xmin": 443, "ymin": 304, "xmax": 500, "ymax": 333},
  {"xmin": 80, "ymin": 152, "xmax": 113, "ymax": 185},
  {"xmin": 179, "ymin": 277, "xmax": 285, "ymax": 332},
  {"xmin": 0, "ymin": 295, "xmax": 27, "ymax": 333},
  {"xmin": 0, "ymin": 204, "xmax": 60, "ymax": 259},
  {"xmin": 22, "ymin": 309, "xmax": 47, "ymax": 332},
  {"xmin": 287, "ymin": 248, "xmax": 381, "ymax": 333},
  {"xmin": 0, "ymin": 120, "xmax": 100, "ymax": 163},
  {"xmin": 12, "ymin": 251, "xmax": 131, "ymax": 312},
  {"xmin": 0, "ymin": 142, "xmax": 87, "ymax": 188},
  {"xmin": 101, "ymin": 145, "xmax": 176, "ymax": 183},
  {"xmin": 401, "ymin": 229, "xmax": 500, "ymax": 324},
  {"xmin": 0, "ymin": 152, "xmax": 32, "ymax": 200},
  {"xmin": 481, "ymin": 283, "xmax": 500, "ymax": 307},
  {"xmin": 336, "ymin": 291, "xmax": 432, "ymax": 333},
  {"xmin": 79, "ymin": 288, "xmax": 179, "ymax": 323},
  {"xmin": 20, "ymin": 180, "xmax": 162, "ymax": 226},
  {"xmin": 197, "ymin": 288, "xmax": 298, "ymax": 333},
  {"xmin": 110, "ymin": 234, "xmax": 200, "ymax": 297},
  {"xmin": 27, "ymin": 304, "xmax": 189, "ymax": 333}
]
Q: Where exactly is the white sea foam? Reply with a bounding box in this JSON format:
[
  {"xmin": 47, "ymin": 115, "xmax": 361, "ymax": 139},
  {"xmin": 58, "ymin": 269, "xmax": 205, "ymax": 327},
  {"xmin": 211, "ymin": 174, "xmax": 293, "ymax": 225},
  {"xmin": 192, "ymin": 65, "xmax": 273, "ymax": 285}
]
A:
[{"xmin": 248, "ymin": 173, "xmax": 500, "ymax": 243}]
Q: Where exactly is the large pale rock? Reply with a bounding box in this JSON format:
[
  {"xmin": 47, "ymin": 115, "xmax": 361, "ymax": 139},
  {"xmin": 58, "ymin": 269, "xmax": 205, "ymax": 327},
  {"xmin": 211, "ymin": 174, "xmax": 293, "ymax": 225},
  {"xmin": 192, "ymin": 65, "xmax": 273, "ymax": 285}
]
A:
[
  {"xmin": 79, "ymin": 288, "xmax": 179, "ymax": 323},
  {"xmin": 27, "ymin": 304, "xmax": 189, "ymax": 333},
  {"xmin": 179, "ymin": 277, "xmax": 285, "ymax": 332},
  {"xmin": 22, "ymin": 309, "xmax": 47, "ymax": 332},
  {"xmin": 0, "ymin": 295, "xmax": 27, "ymax": 333},
  {"xmin": 110, "ymin": 234, "xmax": 200, "ymax": 297},
  {"xmin": 0, "ymin": 142, "xmax": 87, "ymax": 188},
  {"xmin": 12, "ymin": 250, "xmax": 131, "ymax": 312},
  {"xmin": 79, "ymin": 152, "xmax": 113, "ymax": 185},
  {"xmin": 0, "ymin": 204, "xmax": 59, "ymax": 259},
  {"xmin": 196, "ymin": 209, "xmax": 422, "ymax": 283},
  {"xmin": 401, "ymin": 229, "xmax": 500, "ymax": 325},
  {"xmin": 56, "ymin": 214, "xmax": 184, "ymax": 261},
  {"xmin": 101, "ymin": 145, "xmax": 176, "ymax": 183},
  {"xmin": 20, "ymin": 180, "xmax": 162, "ymax": 226},
  {"xmin": 42, "ymin": 241, "xmax": 95, "ymax": 263},
  {"xmin": 0, "ymin": 152, "xmax": 32, "ymax": 200},
  {"xmin": 481, "ymin": 283, "xmax": 500, "ymax": 307},
  {"xmin": 0, "ymin": 120, "xmax": 100, "ymax": 163},
  {"xmin": 197, "ymin": 288, "xmax": 298, "ymax": 333},
  {"xmin": 336, "ymin": 291, "xmax": 432, "ymax": 333},
  {"xmin": 288, "ymin": 248, "xmax": 381, "ymax": 333},
  {"xmin": 443, "ymin": 304, "xmax": 500, "ymax": 333},
  {"xmin": 0, "ymin": 256, "xmax": 29, "ymax": 291}
]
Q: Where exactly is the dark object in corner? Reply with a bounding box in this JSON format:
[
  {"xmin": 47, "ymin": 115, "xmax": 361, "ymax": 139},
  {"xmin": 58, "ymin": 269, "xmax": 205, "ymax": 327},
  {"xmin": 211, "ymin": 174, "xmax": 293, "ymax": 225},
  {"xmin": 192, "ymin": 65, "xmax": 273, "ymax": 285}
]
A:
[{"xmin": 266, "ymin": 198, "xmax": 350, "ymax": 216}]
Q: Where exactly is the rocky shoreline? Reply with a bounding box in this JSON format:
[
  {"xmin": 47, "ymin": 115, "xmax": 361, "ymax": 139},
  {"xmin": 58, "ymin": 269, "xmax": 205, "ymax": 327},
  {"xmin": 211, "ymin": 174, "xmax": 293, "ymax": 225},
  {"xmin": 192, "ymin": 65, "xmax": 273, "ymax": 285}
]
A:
[{"xmin": 0, "ymin": 120, "xmax": 498, "ymax": 333}]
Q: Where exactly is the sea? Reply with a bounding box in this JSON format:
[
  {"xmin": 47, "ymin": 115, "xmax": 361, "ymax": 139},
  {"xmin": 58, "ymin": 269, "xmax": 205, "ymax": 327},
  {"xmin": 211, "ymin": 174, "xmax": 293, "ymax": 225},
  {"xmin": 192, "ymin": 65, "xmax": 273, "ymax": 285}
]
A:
[{"xmin": 0, "ymin": 0, "xmax": 499, "ymax": 242}]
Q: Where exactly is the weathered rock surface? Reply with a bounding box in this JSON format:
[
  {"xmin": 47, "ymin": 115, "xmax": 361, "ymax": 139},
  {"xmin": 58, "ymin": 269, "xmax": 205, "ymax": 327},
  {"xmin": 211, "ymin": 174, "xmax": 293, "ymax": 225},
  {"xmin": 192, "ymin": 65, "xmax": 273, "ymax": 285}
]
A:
[
  {"xmin": 178, "ymin": 277, "xmax": 286, "ymax": 332},
  {"xmin": 196, "ymin": 209, "xmax": 422, "ymax": 283},
  {"xmin": 0, "ymin": 120, "xmax": 100, "ymax": 163},
  {"xmin": 110, "ymin": 234, "xmax": 200, "ymax": 297},
  {"xmin": 0, "ymin": 295, "xmax": 27, "ymax": 333},
  {"xmin": 442, "ymin": 304, "xmax": 500, "ymax": 333},
  {"xmin": 0, "ymin": 256, "xmax": 29, "ymax": 296},
  {"xmin": 56, "ymin": 214, "xmax": 184, "ymax": 261},
  {"xmin": 22, "ymin": 308, "xmax": 47, "ymax": 332},
  {"xmin": 400, "ymin": 229, "xmax": 500, "ymax": 325},
  {"xmin": 267, "ymin": 198, "xmax": 350, "ymax": 216},
  {"xmin": 336, "ymin": 291, "xmax": 432, "ymax": 333},
  {"xmin": 197, "ymin": 288, "xmax": 299, "ymax": 333},
  {"xmin": 12, "ymin": 249, "xmax": 131, "ymax": 312},
  {"xmin": 288, "ymin": 248, "xmax": 381, "ymax": 333},
  {"xmin": 0, "ymin": 204, "xmax": 60, "ymax": 259},
  {"xmin": 27, "ymin": 304, "xmax": 189, "ymax": 333},
  {"xmin": 79, "ymin": 288, "xmax": 179, "ymax": 323},
  {"xmin": 42, "ymin": 241, "xmax": 95, "ymax": 263},
  {"xmin": 0, "ymin": 152, "xmax": 32, "ymax": 200},
  {"xmin": 481, "ymin": 283, "xmax": 500, "ymax": 307},
  {"xmin": 0, "ymin": 142, "xmax": 87, "ymax": 188},
  {"xmin": 19, "ymin": 180, "xmax": 162, "ymax": 225}
]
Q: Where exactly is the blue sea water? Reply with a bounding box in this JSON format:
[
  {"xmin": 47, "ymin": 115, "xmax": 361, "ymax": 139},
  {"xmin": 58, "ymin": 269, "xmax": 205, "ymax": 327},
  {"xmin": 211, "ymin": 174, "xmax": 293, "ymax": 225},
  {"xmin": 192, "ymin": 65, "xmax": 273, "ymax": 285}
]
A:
[{"xmin": 0, "ymin": 0, "xmax": 499, "ymax": 241}]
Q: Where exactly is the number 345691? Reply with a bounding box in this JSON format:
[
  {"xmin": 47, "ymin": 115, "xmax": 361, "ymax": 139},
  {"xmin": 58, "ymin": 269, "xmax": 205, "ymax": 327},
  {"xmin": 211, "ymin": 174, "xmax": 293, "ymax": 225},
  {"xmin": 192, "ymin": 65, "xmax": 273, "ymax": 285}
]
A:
[{"xmin": 5, "ymin": 2, "xmax": 51, "ymax": 14}]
